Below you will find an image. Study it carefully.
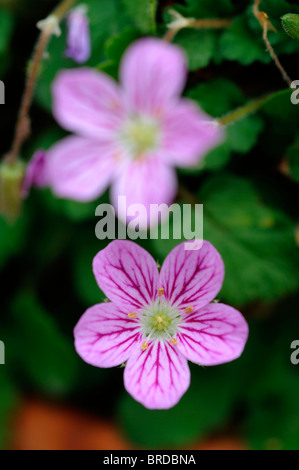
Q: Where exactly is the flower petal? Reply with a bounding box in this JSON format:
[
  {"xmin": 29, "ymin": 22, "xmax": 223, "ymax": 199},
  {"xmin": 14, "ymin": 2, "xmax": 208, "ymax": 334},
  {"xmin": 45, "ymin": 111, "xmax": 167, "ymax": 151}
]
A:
[
  {"xmin": 178, "ymin": 303, "xmax": 249, "ymax": 366},
  {"xmin": 159, "ymin": 240, "xmax": 225, "ymax": 310},
  {"xmin": 120, "ymin": 38, "xmax": 187, "ymax": 114},
  {"xmin": 124, "ymin": 340, "xmax": 190, "ymax": 409},
  {"xmin": 65, "ymin": 5, "xmax": 91, "ymax": 64},
  {"xmin": 52, "ymin": 68, "xmax": 125, "ymax": 139},
  {"xmin": 160, "ymin": 100, "xmax": 223, "ymax": 167},
  {"xmin": 22, "ymin": 150, "xmax": 49, "ymax": 198},
  {"xmin": 47, "ymin": 136, "xmax": 117, "ymax": 201},
  {"xmin": 74, "ymin": 303, "xmax": 140, "ymax": 368},
  {"xmin": 110, "ymin": 157, "xmax": 178, "ymax": 229},
  {"xmin": 93, "ymin": 240, "xmax": 159, "ymax": 310}
]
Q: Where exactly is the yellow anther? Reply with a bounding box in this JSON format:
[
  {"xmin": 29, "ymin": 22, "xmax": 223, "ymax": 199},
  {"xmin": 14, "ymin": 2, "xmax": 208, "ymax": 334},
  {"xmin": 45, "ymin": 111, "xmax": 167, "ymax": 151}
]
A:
[
  {"xmin": 158, "ymin": 287, "xmax": 164, "ymax": 297},
  {"xmin": 156, "ymin": 315, "xmax": 163, "ymax": 323},
  {"xmin": 184, "ymin": 306, "xmax": 194, "ymax": 314},
  {"xmin": 169, "ymin": 338, "xmax": 178, "ymax": 345},
  {"xmin": 128, "ymin": 312, "xmax": 137, "ymax": 318},
  {"xmin": 141, "ymin": 341, "xmax": 149, "ymax": 351}
]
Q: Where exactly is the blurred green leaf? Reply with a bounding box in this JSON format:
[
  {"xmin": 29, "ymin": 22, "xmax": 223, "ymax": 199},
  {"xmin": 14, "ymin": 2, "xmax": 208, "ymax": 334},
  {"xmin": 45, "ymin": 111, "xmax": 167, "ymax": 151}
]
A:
[
  {"xmin": 0, "ymin": 8, "xmax": 14, "ymax": 75},
  {"xmin": 287, "ymin": 140, "xmax": 299, "ymax": 182},
  {"xmin": 122, "ymin": 0, "xmax": 157, "ymax": 34},
  {"xmin": 174, "ymin": 29, "xmax": 217, "ymax": 71},
  {"xmin": 200, "ymin": 174, "xmax": 299, "ymax": 304},
  {"xmin": 11, "ymin": 293, "xmax": 79, "ymax": 396},
  {"xmin": 187, "ymin": 78, "xmax": 263, "ymax": 170}
]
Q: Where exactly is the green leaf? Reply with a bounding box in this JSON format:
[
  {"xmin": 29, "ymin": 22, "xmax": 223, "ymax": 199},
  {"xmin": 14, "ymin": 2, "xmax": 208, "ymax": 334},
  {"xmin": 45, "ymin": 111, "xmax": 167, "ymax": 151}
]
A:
[
  {"xmin": 200, "ymin": 175, "xmax": 299, "ymax": 304},
  {"xmin": 118, "ymin": 362, "xmax": 242, "ymax": 447},
  {"xmin": 287, "ymin": 140, "xmax": 299, "ymax": 182},
  {"xmin": 0, "ymin": 213, "xmax": 29, "ymax": 269},
  {"xmin": 0, "ymin": 9, "xmax": 14, "ymax": 75},
  {"xmin": 122, "ymin": 0, "xmax": 157, "ymax": 34},
  {"xmin": 174, "ymin": 29, "xmax": 217, "ymax": 71},
  {"xmin": 187, "ymin": 78, "xmax": 263, "ymax": 170},
  {"xmin": 220, "ymin": 16, "xmax": 270, "ymax": 65},
  {"xmin": 10, "ymin": 293, "xmax": 79, "ymax": 396}
]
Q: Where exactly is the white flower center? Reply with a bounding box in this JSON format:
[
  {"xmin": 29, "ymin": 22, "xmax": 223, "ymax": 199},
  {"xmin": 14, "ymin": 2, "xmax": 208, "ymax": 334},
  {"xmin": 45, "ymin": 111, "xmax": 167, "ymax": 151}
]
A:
[
  {"xmin": 120, "ymin": 114, "xmax": 160, "ymax": 158},
  {"xmin": 139, "ymin": 298, "xmax": 181, "ymax": 342}
]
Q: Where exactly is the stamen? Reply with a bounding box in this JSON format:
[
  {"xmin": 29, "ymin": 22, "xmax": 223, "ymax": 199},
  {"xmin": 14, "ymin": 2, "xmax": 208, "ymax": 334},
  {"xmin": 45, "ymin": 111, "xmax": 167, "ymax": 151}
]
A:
[
  {"xmin": 158, "ymin": 287, "xmax": 164, "ymax": 297},
  {"xmin": 184, "ymin": 306, "xmax": 194, "ymax": 314},
  {"xmin": 169, "ymin": 338, "xmax": 178, "ymax": 345},
  {"xmin": 128, "ymin": 312, "xmax": 137, "ymax": 318},
  {"xmin": 141, "ymin": 341, "xmax": 149, "ymax": 351},
  {"xmin": 156, "ymin": 315, "xmax": 163, "ymax": 323}
]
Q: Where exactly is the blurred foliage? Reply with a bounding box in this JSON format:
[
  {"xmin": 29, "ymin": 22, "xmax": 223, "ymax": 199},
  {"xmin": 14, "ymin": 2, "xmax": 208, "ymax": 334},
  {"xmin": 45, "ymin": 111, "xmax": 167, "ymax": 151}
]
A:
[{"xmin": 0, "ymin": 0, "xmax": 299, "ymax": 451}]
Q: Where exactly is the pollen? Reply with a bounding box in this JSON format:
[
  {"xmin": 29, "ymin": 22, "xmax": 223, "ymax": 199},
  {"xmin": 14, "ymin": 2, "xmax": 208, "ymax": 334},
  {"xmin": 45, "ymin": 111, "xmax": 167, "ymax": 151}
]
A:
[
  {"xmin": 128, "ymin": 312, "xmax": 138, "ymax": 318},
  {"xmin": 141, "ymin": 341, "xmax": 149, "ymax": 351},
  {"xmin": 158, "ymin": 287, "xmax": 164, "ymax": 297},
  {"xmin": 156, "ymin": 315, "xmax": 163, "ymax": 323},
  {"xmin": 169, "ymin": 338, "xmax": 178, "ymax": 345},
  {"xmin": 184, "ymin": 306, "xmax": 194, "ymax": 314}
]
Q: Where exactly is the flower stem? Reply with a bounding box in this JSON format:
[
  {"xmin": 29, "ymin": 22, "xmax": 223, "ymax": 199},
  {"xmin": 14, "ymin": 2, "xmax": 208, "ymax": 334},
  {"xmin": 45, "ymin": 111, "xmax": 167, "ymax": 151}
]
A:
[
  {"xmin": 164, "ymin": 10, "xmax": 231, "ymax": 42},
  {"xmin": 3, "ymin": 0, "xmax": 76, "ymax": 165},
  {"xmin": 218, "ymin": 94, "xmax": 271, "ymax": 126},
  {"xmin": 253, "ymin": 0, "xmax": 292, "ymax": 87}
]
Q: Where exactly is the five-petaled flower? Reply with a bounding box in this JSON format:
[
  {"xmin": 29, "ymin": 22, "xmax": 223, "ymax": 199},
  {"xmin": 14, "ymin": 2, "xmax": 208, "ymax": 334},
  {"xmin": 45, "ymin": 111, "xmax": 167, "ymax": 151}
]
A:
[
  {"xmin": 74, "ymin": 240, "xmax": 248, "ymax": 409},
  {"xmin": 48, "ymin": 38, "xmax": 222, "ymax": 228}
]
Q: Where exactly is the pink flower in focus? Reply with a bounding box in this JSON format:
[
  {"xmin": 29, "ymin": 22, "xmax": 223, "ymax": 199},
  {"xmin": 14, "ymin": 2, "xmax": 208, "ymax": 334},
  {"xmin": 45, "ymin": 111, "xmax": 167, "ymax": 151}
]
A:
[
  {"xmin": 74, "ymin": 240, "xmax": 248, "ymax": 409},
  {"xmin": 48, "ymin": 38, "xmax": 222, "ymax": 227},
  {"xmin": 22, "ymin": 150, "xmax": 49, "ymax": 198},
  {"xmin": 65, "ymin": 5, "xmax": 91, "ymax": 64}
]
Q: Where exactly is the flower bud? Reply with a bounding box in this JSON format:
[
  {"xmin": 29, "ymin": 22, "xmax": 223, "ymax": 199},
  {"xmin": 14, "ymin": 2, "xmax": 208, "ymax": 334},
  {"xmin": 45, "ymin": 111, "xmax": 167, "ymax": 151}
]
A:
[
  {"xmin": 281, "ymin": 13, "xmax": 299, "ymax": 40},
  {"xmin": 0, "ymin": 160, "xmax": 25, "ymax": 222},
  {"xmin": 65, "ymin": 5, "xmax": 91, "ymax": 64}
]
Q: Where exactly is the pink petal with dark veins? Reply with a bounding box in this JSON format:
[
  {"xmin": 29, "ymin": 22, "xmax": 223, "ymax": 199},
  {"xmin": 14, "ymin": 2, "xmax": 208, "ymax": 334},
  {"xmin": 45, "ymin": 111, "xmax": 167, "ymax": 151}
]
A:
[
  {"xmin": 159, "ymin": 240, "xmax": 225, "ymax": 310},
  {"xmin": 124, "ymin": 340, "xmax": 190, "ymax": 409},
  {"xmin": 93, "ymin": 240, "xmax": 159, "ymax": 310},
  {"xmin": 178, "ymin": 303, "xmax": 249, "ymax": 366},
  {"xmin": 74, "ymin": 303, "xmax": 140, "ymax": 368}
]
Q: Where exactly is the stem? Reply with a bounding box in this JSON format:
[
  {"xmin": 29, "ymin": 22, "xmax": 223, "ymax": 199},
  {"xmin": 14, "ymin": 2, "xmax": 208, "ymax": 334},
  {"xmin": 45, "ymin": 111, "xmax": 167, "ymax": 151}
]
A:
[
  {"xmin": 4, "ymin": 0, "xmax": 76, "ymax": 165},
  {"xmin": 164, "ymin": 12, "xmax": 231, "ymax": 42},
  {"xmin": 218, "ymin": 94, "xmax": 271, "ymax": 126},
  {"xmin": 253, "ymin": 0, "xmax": 292, "ymax": 87}
]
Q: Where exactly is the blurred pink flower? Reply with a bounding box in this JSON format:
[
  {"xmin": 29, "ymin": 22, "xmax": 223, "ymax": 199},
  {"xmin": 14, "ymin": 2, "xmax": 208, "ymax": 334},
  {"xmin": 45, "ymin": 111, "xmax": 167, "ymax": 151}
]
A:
[
  {"xmin": 22, "ymin": 150, "xmax": 48, "ymax": 198},
  {"xmin": 74, "ymin": 240, "xmax": 248, "ymax": 409},
  {"xmin": 65, "ymin": 5, "xmax": 91, "ymax": 64},
  {"xmin": 48, "ymin": 38, "xmax": 222, "ymax": 227}
]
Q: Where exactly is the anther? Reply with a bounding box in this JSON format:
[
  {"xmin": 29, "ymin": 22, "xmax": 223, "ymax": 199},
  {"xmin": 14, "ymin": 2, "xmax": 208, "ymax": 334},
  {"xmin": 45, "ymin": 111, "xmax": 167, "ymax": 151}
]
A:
[
  {"xmin": 128, "ymin": 312, "xmax": 137, "ymax": 318},
  {"xmin": 141, "ymin": 341, "xmax": 149, "ymax": 351},
  {"xmin": 184, "ymin": 306, "xmax": 194, "ymax": 314},
  {"xmin": 158, "ymin": 287, "xmax": 164, "ymax": 297},
  {"xmin": 169, "ymin": 338, "xmax": 178, "ymax": 345},
  {"xmin": 156, "ymin": 315, "xmax": 163, "ymax": 323}
]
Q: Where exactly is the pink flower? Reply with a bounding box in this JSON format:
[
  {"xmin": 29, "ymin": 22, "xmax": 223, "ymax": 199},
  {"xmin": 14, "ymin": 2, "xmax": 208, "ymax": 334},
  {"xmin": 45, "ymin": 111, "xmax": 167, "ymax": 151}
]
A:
[
  {"xmin": 65, "ymin": 5, "xmax": 91, "ymax": 64},
  {"xmin": 74, "ymin": 240, "xmax": 248, "ymax": 409},
  {"xmin": 22, "ymin": 150, "xmax": 49, "ymax": 198},
  {"xmin": 48, "ymin": 38, "xmax": 222, "ymax": 227}
]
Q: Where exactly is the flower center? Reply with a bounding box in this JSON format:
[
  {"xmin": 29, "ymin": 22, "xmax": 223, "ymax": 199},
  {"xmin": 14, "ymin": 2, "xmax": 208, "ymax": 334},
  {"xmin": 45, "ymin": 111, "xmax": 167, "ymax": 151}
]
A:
[
  {"xmin": 121, "ymin": 114, "xmax": 160, "ymax": 158},
  {"xmin": 139, "ymin": 298, "xmax": 181, "ymax": 342}
]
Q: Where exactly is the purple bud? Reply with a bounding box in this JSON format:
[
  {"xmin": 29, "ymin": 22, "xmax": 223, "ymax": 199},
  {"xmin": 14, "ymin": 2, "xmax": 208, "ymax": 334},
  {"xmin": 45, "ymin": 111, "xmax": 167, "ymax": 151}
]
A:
[
  {"xmin": 22, "ymin": 150, "xmax": 49, "ymax": 198},
  {"xmin": 65, "ymin": 5, "xmax": 91, "ymax": 64}
]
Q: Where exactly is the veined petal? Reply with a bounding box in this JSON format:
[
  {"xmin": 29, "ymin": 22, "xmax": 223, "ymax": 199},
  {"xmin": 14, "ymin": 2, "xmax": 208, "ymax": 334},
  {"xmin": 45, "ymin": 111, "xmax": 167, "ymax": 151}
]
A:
[
  {"xmin": 124, "ymin": 340, "xmax": 190, "ymax": 409},
  {"xmin": 178, "ymin": 303, "xmax": 249, "ymax": 366},
  {"xmin": 74, "ymin": 303, "xmax": 140, "ymax": 368},
  {"xmin": 93, "ymin": 240, "xmax": 159, "ymax": 310},
  {"xmin": 160, "ymin": 100, "xmax": 223, "ymax": 167},
  {"xmin": 47, "ymin": 136, "xmax": 118, "ymax": 201},
  {"xmin": 52, "ymin": 68, "xmax": 125, "ymax": 139},
  {"xmin": 120, "ymin": 38, "xmax": 187, "ymax": 114},
  {"xmin": 110, "ymin": 157, "xmax": 178, "ymax": 229},
  {"xmin": 159, "ymin": 240, "xmax": 225, "ymax": 310}
]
